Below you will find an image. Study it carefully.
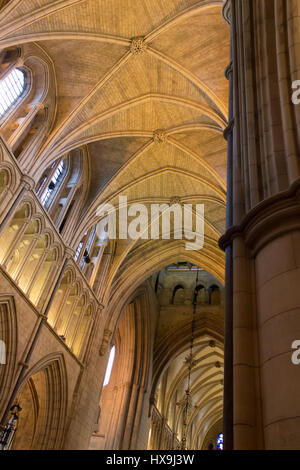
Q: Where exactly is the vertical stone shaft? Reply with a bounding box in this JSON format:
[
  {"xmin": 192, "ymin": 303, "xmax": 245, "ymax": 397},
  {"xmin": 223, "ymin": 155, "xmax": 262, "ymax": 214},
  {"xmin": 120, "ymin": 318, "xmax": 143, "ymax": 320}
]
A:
[{"xmin": 221, "ymin": 0, "xmax": 300, "ymax": 449}]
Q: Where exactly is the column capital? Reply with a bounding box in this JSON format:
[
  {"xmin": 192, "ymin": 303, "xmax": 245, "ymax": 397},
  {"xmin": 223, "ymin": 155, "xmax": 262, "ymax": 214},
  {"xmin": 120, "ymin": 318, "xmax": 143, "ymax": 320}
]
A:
[{"xmin": 219, "ymin": 177, "xmax": 300, "ymax": 255}]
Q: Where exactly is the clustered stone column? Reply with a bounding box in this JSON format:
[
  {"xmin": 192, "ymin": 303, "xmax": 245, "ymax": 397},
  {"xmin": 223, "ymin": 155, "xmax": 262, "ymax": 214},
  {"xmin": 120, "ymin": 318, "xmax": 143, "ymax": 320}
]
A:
[{"xmin": 221, "ymin": 0, "xmax": 300, "ymax": 450}]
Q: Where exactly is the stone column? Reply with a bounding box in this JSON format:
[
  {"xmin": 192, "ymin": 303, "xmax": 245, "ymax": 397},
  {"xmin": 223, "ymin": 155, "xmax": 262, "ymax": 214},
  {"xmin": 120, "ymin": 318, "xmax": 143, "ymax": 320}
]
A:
[
  {"xmin": 220, "ymin": 0, "xmax": 300, "ymax": 449},
  {"xmin": 222, "ymin": 0, "xmax": 234, "ymax": 450}
]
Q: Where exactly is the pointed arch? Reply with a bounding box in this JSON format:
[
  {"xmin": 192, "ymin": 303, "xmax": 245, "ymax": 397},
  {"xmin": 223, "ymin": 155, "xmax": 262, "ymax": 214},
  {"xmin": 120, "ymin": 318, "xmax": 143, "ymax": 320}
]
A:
[
  {"xmin": 0, "ymin": 295, "xmax": 17, "ymax": 419},
  {"xmin": 12, "ymin": 353, "xmax": 68, "ymax": 450}
]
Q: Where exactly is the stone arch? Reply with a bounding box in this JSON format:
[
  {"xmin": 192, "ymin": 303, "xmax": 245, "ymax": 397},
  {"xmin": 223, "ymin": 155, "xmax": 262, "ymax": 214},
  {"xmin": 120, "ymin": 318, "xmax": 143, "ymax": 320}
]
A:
[
  {"xmin": 0, "ymin": 201, "xmax": 33, "ymax": 264},
  {"xmin": 0, "ymin": 47, "xmax": 56, "ymax": 167},
  {"xmin": 0, "ymin": 163, "xmax": 18, "ymax": 217},
  {"xmin": 195, "ymin": 284, "xmax": 206, "ymax": 304},
  {"xmin": 47, "ymin": 269, "xmax": 75, "ymax": 328},
  {"xmin": 0, "ymin": 296, "xmax": 17, "ymax": 419},
  {"xmin": 171, "ymin": 284, "xmax": 185, "ymax": 304},
  {"xmin": 27, "ymin": 243, "xmax": 60, "ymax": 308},
  {"xmin": 5, "ymin": 215, "xmax": 42, "ymax": 283},
  {"xmin": 11, "ymin": 354, "xmax": 68, "ymax": 450},
  {"xmin": 0, "ymin": 165, "xmax": 12, "ymax": 192}
]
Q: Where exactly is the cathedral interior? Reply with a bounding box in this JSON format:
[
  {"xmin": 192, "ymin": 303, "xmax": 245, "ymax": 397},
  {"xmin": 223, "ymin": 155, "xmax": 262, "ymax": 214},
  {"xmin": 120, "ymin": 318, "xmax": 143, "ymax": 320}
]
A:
[{"xmin": 0, "ymin": 0, "xmax": 300, "ymax": 451}]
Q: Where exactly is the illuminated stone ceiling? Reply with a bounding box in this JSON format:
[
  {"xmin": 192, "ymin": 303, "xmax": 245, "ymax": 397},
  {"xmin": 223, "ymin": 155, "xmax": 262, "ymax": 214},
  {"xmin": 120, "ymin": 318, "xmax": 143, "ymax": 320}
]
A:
[{"xmin": 0, "ymin": 0, "xmax": 229, "ymax": 306}]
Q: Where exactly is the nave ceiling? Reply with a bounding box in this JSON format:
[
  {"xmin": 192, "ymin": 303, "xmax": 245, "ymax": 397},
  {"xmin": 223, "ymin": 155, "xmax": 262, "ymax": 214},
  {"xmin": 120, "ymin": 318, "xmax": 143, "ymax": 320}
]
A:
[{"xmin": 0, "ymin": 0, "xmax": 229, "ymax": 295}]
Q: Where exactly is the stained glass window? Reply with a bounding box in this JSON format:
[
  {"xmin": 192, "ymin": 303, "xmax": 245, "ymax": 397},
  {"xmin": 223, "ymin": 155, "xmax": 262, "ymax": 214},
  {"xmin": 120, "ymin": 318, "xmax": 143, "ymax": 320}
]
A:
[{"xmin": 217, "ymin": 433, "xmax": 223, "ymax": 450}]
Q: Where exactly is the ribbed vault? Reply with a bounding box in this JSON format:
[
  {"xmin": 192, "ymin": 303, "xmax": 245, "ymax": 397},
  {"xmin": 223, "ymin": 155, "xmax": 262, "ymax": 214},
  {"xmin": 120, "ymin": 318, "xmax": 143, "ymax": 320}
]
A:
[
  {"xmin": 0, "ymin": 0, "xmax": 229, "ymax": 300},
  {"xmin": 0, "ymin": 0, "xmax": 229, "ymax": 450}
]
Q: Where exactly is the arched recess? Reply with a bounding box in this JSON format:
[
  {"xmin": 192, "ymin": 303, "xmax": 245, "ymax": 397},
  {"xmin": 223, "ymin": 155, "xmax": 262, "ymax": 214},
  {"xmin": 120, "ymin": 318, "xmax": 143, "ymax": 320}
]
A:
[
  {"xmin": 0, "ymin": 296, "xmax": 17, "ymax": 419},
  {"xmin": 0, "ymin": 45, "xmax": 56, "ymax": 169},
  {"xmin": 10, "ymin": 354, "xmax": 68, "ymax": 450},
  {"xmin": 172, "ymin": 285, "xmax": 185, "ymax": 304},
  {"xmin": 208, "ymin": 284, "xmax": 221, "ymax": 305},
  {"xmin": 35, "ymin": 146, "xmax": 87, "ymax": 239},
  {"xmin": 0, "ymin": 162, "xmax": 18, "ymax": 218},
  {"xmin": 195, "ymin": 284, "xmax": 206, "ymax": 304},
  {"xmin": 90, "ymin": 288, "xmax": 151, "ymax": 450}
]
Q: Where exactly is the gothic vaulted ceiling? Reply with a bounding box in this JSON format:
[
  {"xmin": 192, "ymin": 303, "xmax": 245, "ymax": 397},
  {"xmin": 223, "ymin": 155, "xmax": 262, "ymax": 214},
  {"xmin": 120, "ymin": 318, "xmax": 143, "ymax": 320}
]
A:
[{"xmin": 0, "ymin": 0, "xmax": 230, "ymax": 305}]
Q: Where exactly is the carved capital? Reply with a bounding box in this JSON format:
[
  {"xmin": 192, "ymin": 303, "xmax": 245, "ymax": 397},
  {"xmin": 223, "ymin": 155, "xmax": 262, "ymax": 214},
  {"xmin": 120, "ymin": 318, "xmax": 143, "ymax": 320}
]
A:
[{"xmin": 130, "ymin": 37, "xmax": 147, "ymax": 55}]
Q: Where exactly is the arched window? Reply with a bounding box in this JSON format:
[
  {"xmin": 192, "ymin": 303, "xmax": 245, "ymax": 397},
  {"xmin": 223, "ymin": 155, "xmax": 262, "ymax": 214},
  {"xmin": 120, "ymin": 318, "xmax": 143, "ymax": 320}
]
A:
[
  {"xmin": 194, "ymin": 284, "xmax": 206, "ymax": 304},
  {"xmin": 217, "ymin": 433, "xmax": 223, "ymax": 450},
  {"xmin": 74, "ymin": 240, "xmax": 84, "ymax": 262},
  {"xmin": 41, "ymin": 160, "xmax": 65, "ymax": 208},
  {"xmin": 80, "ymin": 226, "xmax": 96, "ymax": 269},
  {"xmin": 0, "ymin": 69, "xmax": 25, "ymax": 117},
  {"xmin": 103, "ymin": 345, "xmax": 115, "ymax": 386}
]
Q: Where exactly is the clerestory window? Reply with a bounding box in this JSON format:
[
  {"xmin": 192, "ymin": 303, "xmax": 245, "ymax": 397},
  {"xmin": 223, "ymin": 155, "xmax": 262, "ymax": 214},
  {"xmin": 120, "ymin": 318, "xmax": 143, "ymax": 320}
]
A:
[
  {"xmin": 41, "ymin": 160, "xmax": 65, "ymax": 208},
  {"xmin": 103, "ymin": 345, "xmax": 115, "ymax": 386},
  {"xmin": 0, "ymin": 68, "xmax": 26, "ymax": 118}
]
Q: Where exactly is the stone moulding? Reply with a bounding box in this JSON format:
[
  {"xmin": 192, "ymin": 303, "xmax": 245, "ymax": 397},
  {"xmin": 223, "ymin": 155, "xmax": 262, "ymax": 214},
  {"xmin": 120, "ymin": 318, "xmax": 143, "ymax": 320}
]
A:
[{"xmin": 219, "ymin": 177, "xmax": 300, "ymax": 256}]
